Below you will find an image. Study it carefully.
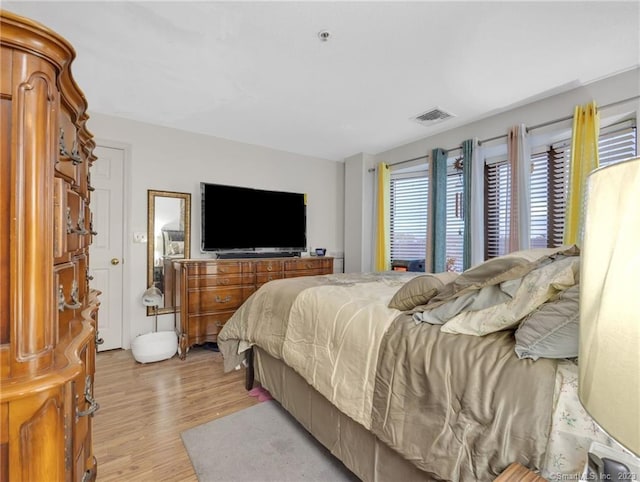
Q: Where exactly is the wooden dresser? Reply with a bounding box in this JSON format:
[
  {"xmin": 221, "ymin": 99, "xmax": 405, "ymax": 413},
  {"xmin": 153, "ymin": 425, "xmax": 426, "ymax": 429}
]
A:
[
  {"xmin": 1, "ymin": 11, "xmax": 100, "ymax": 481},
  {"xmin": 174, "ymin": 257, "xmax": 333, "ymax": 357}
]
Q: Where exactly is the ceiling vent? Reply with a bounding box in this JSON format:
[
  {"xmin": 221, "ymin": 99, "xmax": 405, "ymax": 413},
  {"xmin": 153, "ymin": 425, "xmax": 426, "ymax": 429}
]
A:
[{"xmin": 412, "ymin": 107, "xmax": 455, "ymax": 125}]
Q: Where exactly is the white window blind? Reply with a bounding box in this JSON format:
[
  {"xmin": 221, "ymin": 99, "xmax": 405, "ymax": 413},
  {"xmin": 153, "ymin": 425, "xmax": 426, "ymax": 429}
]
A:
[
  {"xmin": 598, "ymin": 124, "xmax": 637, "ymax": 167},
  {"xmin": 445, "ymin": 162, "xmax": 465, "ymax": 272},
  {"xmin": 390, "ymin": 174, "xmax": 429, "ymax": 261}
]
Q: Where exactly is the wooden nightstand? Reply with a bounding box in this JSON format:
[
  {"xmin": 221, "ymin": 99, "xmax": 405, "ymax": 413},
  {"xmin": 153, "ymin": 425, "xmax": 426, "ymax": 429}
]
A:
[{"xmin": 495, "ymin": 463, "xmax": 547, "ymax": 481}]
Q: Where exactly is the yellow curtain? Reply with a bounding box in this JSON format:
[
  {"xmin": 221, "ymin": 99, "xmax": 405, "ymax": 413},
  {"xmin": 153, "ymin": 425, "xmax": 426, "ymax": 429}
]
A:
[
  {"xmin": 374, "ymin": 162, "xmax": 390, "ymax": 271},
  {"xmin": 564, "ymin": 101, "xmax": 600, "ymax": 245}
]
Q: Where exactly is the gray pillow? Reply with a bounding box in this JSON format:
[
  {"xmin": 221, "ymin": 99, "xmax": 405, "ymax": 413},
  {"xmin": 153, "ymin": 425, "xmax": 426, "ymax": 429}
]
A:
[
  {"xmin": 514, "ymin": 284, "xmax": 580, "ymax": 360},
  {"xmin": 388, "ymin": 272, "xmax": 459, "ymax": 311}
]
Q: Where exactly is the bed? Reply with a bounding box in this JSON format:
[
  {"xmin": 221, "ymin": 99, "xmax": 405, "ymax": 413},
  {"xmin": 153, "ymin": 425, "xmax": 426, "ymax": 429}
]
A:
[{"xmin": 218, "ymin": 246, "xmax": 618, "ymax": 481}]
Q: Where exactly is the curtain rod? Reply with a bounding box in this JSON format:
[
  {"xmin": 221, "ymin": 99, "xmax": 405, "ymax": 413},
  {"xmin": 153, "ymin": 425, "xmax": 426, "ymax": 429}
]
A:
[
  {"xmin": 368, "ymin": 95, "xmax": 639, "ymax": 172},
  {"xmin": 479, "ymin": 95, "xmax": 640, "ymax": 145},
  {"xmin": 367, "ymin": 154, "xmax": 428, "ymax": 172},
  {"xmin": 367, "ymin": 145, "xmax": 462, "ymax": 172}
]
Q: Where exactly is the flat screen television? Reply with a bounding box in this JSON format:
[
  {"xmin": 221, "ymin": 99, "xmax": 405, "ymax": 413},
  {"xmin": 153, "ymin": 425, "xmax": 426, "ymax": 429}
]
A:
[{"xmin": 200, "ymin": 182, "xmax": 307, "ymax": 257}]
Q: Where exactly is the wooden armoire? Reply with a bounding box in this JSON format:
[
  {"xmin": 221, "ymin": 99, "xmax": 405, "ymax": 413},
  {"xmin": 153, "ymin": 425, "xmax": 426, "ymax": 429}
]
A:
[{"xmin": 0, "ymin": 10, "xmax": 100, "ymax": 481}]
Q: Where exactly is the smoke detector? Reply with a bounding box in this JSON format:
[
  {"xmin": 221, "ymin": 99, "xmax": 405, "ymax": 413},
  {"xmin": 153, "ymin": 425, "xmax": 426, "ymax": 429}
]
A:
[
  {"xmin": 412, "ymin": 107, "xmax": 455, "ymax": 126},
  {"xmin": 318, "ymin": 30, "xmax": 331, "ymax": 42}
]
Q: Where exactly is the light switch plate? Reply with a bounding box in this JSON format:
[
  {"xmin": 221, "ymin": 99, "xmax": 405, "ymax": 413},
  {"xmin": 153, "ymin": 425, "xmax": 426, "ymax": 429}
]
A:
[{"xmin": 133, "ymin": 232, "xmax": 147, "ymax": 243}]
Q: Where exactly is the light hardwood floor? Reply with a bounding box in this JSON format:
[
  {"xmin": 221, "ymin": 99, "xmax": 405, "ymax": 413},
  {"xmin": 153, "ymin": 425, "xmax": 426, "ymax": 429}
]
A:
[{"xmin": 93, "ymin": 346, "xmax": 258, "ymax": 481}]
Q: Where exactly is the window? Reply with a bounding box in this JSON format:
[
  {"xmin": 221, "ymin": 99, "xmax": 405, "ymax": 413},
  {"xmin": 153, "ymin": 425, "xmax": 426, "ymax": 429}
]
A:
[
  {"xmin": 485, "ymin": 158, "xmax": 510, "ymax": 259},
  {"xmin": 542, "ymin": 122, "xmax": 636, "ymax": 247},
  {"xmin": 529, "ymin": 150, "xmax": 551, "ymax": 248},
  {"xmin": 530, "ymin": 148, "xmax": 567, "ymax": 249},
  {"xmin": 445, "ymin": 159, "xmax": 465, "ymax": 272},
  {"xmin": 546, "ymin": 146, "xmax": 569, "ymax": 248},
  {"xmin": 485, "ymin": 122, "xmax": 637, "ymax": 257},
  {"xmin": 390, "ymin": 172, "xmax": 429, "ymax": 261}
]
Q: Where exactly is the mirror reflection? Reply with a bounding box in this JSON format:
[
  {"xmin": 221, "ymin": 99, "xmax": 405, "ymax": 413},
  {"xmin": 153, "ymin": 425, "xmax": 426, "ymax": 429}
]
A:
[{"xmin": 147, "ymin": 190, "xmax": 191, "ymax": 315}]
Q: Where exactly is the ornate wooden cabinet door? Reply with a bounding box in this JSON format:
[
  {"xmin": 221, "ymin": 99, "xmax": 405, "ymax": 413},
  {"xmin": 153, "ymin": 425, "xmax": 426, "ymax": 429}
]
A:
[{"xmin": 0, "ymin": 11, "xmax": 100, "ymax": 481}]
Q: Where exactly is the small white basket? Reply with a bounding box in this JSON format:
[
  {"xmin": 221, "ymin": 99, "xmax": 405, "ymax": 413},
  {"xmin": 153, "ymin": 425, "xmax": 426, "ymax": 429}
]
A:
[{"xmin": 131, "ymin": 331, "xmax": 177, "ymax": 364}]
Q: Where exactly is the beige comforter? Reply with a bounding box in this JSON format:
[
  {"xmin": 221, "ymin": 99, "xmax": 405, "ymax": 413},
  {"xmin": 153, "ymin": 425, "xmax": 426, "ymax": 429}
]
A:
[{"xmin": 218, "ymin": 271, "xmax": 558, "ymax": 481}]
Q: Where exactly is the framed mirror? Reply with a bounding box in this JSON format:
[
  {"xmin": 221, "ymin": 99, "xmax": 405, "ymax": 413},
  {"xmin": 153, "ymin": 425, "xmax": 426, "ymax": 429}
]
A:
[{"xmin": 147, "ymin": 190, "xmax": 191, "ymax": 315}]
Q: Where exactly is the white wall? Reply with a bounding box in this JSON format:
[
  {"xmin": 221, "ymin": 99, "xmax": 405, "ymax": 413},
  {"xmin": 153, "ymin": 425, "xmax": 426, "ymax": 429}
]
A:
[
  {"xmin": 344, "ymin": 67, "xmax": 640, "ymax": 272},
  {"xmin": 343, "ymin": 152, "xmax": 375, "ymax": 273},
  {"xmin": 87, "ymin": 113, "xmax": 344, "ymax": 347}
]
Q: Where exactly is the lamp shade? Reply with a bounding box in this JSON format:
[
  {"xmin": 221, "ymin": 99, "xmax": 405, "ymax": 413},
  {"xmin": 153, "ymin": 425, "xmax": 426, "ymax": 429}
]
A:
[
  {"xmin": 141, "ymin": 285, "xmax": 163, "ymax": 307},
  {"xmin": 579, "ymin": 157, "xmax": 640, "ymax": 457}
]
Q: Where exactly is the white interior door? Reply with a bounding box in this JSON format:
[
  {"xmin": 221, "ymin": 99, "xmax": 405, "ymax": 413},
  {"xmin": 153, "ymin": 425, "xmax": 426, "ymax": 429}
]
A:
[{"xmin": 89, "ymin": 145, "xmax": 125, "ymax": 351}]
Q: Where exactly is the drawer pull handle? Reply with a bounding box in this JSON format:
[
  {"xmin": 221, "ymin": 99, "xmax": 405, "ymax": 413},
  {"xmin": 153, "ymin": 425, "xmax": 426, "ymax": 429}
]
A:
[
  {"xmin": 89, "ymin": 214, "xmax": 98, "ymax": 236},
  {"xmin": 66, "ymin": 207, "xmax": 74, "ymax": 234},
  {"xmin": 77, "ymin": 399, "xmax": 100, "ymax": 418},
  {"xmin": 219, "ymin": 279, "xmax": 230, "ymax": 286},
  {"xmin": 58, "ymin": 127, "xmax": 69, "ymax": 157},
  {"xmin": 306, "ymin": 263, "xmax": 313, "ymax": 269},
  {"xmin": 267, "ymin": 264, "xmax": 273, "ymax": 271},
  {"xmin": 77, "ymin": 376, "xmax": 100, "ymax": 419},
  {"xmin": 215, "ymin": 321, "xmax": 223, "ymax": 328},
  {"xmin": 69, "ymin": 279, "xmax": 82, "ymax": 305},
  {"xmin": 75, "ymin": 208, "xmax": 88, "ymax": 234},
  {"xmin": 58, "ymin": 282, "xmax": 82, "ymax": 311},
  {"xmin": 70, "ymin": 140, "xmax": 83, "ymax": 165},
  {"xmin": 215, "ymin": 295, "xmax": 231, "ymax": 303}
]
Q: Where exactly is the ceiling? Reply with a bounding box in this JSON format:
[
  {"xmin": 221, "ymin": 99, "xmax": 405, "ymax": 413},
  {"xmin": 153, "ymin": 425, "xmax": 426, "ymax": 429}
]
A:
[{"xmin": 3, "ymin": 1, "xmax": 639, "ymax": 161}]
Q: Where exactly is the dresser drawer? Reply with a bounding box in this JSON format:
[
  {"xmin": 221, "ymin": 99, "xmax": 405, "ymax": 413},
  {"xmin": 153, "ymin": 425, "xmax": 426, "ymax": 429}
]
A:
[
  {"xmin": 187, "ymin": 286, "xmax": 247, "ymax": 313},
  {"xmin": 285, "ymin": 269, "xmax": 327, "ymax": 278},
  {"xmin": 187, "ymin": 310, "xmax": 235, "ymax": 340},
  {"xmin": 255, "ymin": 260, "xmax": 283, "ymax": 273},
  {"xmin": 284, "ymin": 258, "xmax": 331, "ymax": 272},
  {"xmin": 185, "ymin": 262, "xmax": 245, "ymax": 276},
  {"xmin": 187, "ymin": 273, "xmax": 255, "ymax": 289}
]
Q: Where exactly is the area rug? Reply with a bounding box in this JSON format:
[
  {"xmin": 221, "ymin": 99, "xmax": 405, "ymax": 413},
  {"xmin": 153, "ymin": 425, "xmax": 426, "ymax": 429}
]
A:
[{"xmin": 181, "ymin": 400, "xmax": 359, "ymax": 481}]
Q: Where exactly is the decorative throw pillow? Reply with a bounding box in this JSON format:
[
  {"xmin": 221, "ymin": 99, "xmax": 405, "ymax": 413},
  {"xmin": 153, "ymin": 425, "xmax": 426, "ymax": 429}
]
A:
[
  {"xmin": 514, "ymin": 284, "xmax": 580, "ymax": 360},
  {"xmin": 440, "ymin": 255, "xmax": 579, "ymax": 336},
  {"xmin": 388, "ymin": 272, "xmax": 459, "ymax": 311},
  {"xmin": 427, "ymin": 245, "xmax": 579, "ymax": 309}
]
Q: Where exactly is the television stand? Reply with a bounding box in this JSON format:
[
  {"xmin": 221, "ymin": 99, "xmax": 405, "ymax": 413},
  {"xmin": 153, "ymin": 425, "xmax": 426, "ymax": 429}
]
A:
[{"xmin": 216, "ymin": 251, "xmax": 299, "ymax": 259}]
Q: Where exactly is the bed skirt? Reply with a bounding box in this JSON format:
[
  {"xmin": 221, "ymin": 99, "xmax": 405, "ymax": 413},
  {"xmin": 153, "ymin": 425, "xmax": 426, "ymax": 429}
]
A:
[{"xmin": 254, "ymin": 347, "xmax": 438, "ymax": 482}]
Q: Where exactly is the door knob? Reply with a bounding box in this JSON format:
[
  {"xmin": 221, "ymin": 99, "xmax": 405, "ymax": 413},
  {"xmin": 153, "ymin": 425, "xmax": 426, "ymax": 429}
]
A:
[{"xmin": 111, "ymin": 258, "xmax": 120, "ymax": 265}]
